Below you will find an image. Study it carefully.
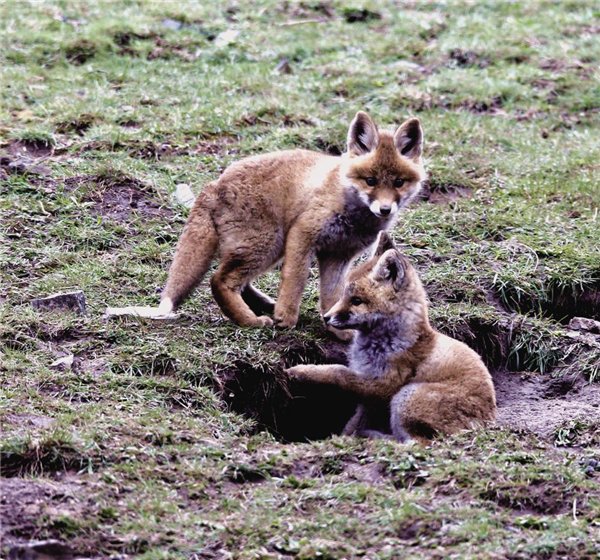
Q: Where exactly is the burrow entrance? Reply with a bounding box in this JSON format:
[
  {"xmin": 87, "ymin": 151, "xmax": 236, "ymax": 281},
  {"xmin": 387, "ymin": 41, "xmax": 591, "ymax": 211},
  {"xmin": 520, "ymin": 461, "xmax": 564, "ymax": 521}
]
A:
[
  {"xmin": 213, "ymin": 337, "xmax": 358, "ymax": 443},
  {"xmin": 211, "ymin": 321, "xmax": 600, "ymax": 444}
]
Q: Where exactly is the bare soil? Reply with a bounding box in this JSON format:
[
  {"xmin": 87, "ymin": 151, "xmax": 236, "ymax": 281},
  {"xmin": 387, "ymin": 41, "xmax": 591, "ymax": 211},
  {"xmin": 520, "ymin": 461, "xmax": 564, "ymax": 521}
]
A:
[
  {"xmin": 420, "ymin": 178, "xmax": 474, "ymax": 204},
  {"xmin": 494, "ymin": 368, "xmax": 600, "ymax": 441},
  {"xmin": 0, "ymin": 476, "xmax": 91, "ymax": 552},
  {"xmin": 64, "ymin": 173, "xmax": 173, "ymax": 221}
]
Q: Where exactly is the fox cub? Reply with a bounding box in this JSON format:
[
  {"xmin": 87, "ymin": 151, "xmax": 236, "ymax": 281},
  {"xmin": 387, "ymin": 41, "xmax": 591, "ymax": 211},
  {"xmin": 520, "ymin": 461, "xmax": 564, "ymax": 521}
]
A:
[
  {"xmin": 286, "ymin": 232, "xmax": 497, "ymax": 444},
  {"xmin": 157, "ymin": 111, "xmax": 426, "ymax": 336}
]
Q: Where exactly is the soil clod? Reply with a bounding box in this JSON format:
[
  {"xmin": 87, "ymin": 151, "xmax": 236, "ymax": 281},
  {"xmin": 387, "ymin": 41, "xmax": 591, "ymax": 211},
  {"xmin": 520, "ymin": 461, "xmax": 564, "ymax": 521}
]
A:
[
  {"xmin": 569, "ymin": 316, "xmax": 600, "ymax": 334},
  {"xmin": 8, "ymin": 540, "xmax": 75, "ymax": 560}
]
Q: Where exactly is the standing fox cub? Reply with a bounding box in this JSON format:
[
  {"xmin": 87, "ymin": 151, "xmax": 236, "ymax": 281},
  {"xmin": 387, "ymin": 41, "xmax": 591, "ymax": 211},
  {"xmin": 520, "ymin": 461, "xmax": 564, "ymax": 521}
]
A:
[
  {"xmin": 286, "ymin": 232, "xmax": 497, "ymax": 444},
  {"xmin": 157, "ymin": 111, "xmax": 426, "ymax": 335}
]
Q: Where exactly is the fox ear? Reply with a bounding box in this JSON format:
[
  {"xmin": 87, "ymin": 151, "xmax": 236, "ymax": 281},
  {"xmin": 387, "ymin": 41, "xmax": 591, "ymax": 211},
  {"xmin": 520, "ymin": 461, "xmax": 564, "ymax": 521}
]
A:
[
  {"xmin": 347, "ymin": 111, "xmax": 379, "ymax": 156},
  {"xmin": 394, "ymin": 117, "xmax": 423, "ymax": 161},
  {"xmin": 372, "ymin": 231, "xmax": 396, "ymax": 258},
  {"xmin": 373, "ymin": 249, "xmax": 405, "ymax": 290}
]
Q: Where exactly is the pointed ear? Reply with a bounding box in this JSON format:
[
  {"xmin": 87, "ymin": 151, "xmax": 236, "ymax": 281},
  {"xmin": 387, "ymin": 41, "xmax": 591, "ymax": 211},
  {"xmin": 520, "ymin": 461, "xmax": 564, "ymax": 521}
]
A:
[
  {"xmin": 394, "ymin": 117, "xmax": 423, "ymax": 161},
  {"xmin": 372, "ymin": 231, "xmax": 396, "ymax": 258},
  {"xmin": 347, "ymin": 111, "xmax": 379, "ymax": 156},
  {"xmin": 373, "ymin": 249, "xmax": 406, "ymax": 290}
]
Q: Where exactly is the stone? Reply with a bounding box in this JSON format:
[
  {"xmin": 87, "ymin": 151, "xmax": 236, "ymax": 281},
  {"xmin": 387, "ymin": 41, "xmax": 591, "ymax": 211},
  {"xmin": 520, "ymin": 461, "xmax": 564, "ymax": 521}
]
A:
[
  {"xmin": 50, "ymin": 355, "xmax": 75, "ymax": 369},
  {"xmin": 8, "ymin": 540, "xmax": 75, "ymax": 560},
  {"xmin": 32, "ymin": 291, "xmax": 86, "ymax": 315},
  {"xmin": 174, "ymin": 183, "xmax": 195, "ymax": 208},
  {"xmin": 274, "ymin": 59, "xmax": 293, "ymax": 75},
  {"xmin": 104, "ymin": 306, "xmax": 179, "ymax": 321}
]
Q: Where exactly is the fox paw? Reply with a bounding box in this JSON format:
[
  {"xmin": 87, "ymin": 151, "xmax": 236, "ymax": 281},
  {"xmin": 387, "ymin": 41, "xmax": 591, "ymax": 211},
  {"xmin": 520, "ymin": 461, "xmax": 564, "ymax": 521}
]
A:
[
  {"xmin": 273, "ymin": 309, "xmax": 299, "ymax": 329},
  {"xmin": 285, "ymin": 364, "xmax": 319, "ymax": 382},
  {"xmin": 256, "ymin": 316, "xmax": 274, "ymax": 327}
]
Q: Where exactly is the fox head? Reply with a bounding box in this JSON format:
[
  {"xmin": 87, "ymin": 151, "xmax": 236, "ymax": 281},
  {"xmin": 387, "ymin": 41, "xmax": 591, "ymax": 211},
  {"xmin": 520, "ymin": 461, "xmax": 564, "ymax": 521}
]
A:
[
  {"xmin": 324, "ymin": 232, "xmax": 428, "ymax": 332},
  {"xmin": 340, "ymin": 111, "xmax": 426, "ymax": 219}
]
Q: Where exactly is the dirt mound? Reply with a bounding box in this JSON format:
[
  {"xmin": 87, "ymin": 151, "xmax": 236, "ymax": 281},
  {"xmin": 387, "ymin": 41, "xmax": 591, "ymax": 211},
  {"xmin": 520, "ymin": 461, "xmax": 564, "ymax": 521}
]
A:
[
  {"xmin": 64, "ymin": 173, "xmax": 173, "ymax": 221},
  {"xmin": 3, "ymin": 138, "xmax": 54, "ymax": 158},
  {"xmin": 0, "ymin": 477, "xmax": 83, "ymax": 550},
  {"xmin": 494, "ymin": 369, "xmax": 600, "ymax": 441},
  {"xmin": 1, "ymin": 139, "xmax": 53, "ymax": 177}
]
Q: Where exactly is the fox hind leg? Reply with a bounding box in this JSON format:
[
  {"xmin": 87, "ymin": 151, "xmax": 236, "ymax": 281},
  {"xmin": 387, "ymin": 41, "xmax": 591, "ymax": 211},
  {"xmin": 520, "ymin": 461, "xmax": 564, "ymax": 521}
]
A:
[
  {"xmin": 241, "ymin": 284, "xmax": 276, "ymax": 316},
  {"xmin": 212, "ymin": 264, "xmax": 273, "ymax": 327},
  {"xmin": 390, "ymin": 384, "xmax": 423, "ymax": 443},
  {"xmin": 212, "ymin": 228, "xmax": 283, "ymax": 327},
  {"xmin": 342, "ymin": 404, "xmax": 367, "ymax": 435}
]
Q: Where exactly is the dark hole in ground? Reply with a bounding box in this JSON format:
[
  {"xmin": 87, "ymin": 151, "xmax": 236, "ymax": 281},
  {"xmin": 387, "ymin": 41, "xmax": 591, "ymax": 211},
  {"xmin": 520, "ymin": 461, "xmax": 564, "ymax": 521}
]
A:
[
  {"xmin": 63, "ymin": 40, "xmax": 97, "ymax": 65},
  {"xmin": 438, "ymin": 315, "xmax": 510, "ymax": 372},
  {"xmin": 496, "ymin": 281, "xmax": 600, "ymax": 323},
  {"xmin": 448, "ymin": 48, "xmax": 489, "ymax": 68},
  {"xmin": 214, "ymin": 337, "xmax": 357, "ymax": 442},
  {"xmin": 342, "ymin": 7, "xmax": 382, "ymax": 23},
  {"xmin": 56, "ymin": 114, "xmax": 97, "ymax": 135}
]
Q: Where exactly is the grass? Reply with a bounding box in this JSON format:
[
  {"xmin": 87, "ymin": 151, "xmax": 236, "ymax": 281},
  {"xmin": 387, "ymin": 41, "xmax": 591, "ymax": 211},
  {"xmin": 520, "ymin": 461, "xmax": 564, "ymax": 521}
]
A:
[{"xmin": 2, "ymin": 0, "xmax": 600, "ymax": 557}]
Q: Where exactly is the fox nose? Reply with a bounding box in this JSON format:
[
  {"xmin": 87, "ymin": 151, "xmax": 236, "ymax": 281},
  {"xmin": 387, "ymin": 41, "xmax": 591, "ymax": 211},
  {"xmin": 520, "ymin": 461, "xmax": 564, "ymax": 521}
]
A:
[
  {"xmin": 380, "ymin": 205, "xmax": 391, "ymax": 216},
  {"xmin": 323, "ymin": 314, "xmax": 331, "ymax": 324}
]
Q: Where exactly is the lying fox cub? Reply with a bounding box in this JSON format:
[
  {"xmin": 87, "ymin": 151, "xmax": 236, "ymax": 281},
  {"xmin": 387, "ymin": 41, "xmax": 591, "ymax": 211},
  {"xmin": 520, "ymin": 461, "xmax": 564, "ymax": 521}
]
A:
[
  {"xmin": 286, "ymin": 232, "xmax": 497, "ymax": 444},
  {"xmin": 156, "ymin": 111, "xmax": 426, "ymax": 338}
]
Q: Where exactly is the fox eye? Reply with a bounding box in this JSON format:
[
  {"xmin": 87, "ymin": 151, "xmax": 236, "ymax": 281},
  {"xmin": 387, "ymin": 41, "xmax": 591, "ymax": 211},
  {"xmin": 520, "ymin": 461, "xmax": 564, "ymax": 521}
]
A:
[
  {"xmin": 394, "ymin": 178, "xmax": 405, "ymax": 188},
  {"xmin": 350, "ymin": 296, "xmax": 364, "ymax": 306},
  {"xmin": 365, "ymin": 177, "xmax": 377, "ymax": 187}
]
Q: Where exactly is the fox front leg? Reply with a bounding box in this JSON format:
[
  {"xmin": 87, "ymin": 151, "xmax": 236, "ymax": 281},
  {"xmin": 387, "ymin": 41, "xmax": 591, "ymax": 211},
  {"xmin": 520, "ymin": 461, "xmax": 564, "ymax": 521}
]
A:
[
  {"xmin": 286, "ymin": 364, "xmax": 352, "ymax": 385},
  {"xmin": 274, "ymin": 224, "xmax": 316, "ymax": 328},
  {"xmin": 288, "ymin": 364, "xmax": 404, "ymax": 401},
  {"xmin": 317, "ymin": 255, "xmax": 353, "ymax": 341}
]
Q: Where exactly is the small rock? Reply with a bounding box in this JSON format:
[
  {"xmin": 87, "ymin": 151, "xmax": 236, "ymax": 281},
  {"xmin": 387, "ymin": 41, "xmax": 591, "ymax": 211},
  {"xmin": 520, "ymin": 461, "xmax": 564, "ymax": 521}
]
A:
[
  {"xmin": 8, "ymin": 540, "xmax": 74, "ymax": 560},
  {"xmin": 162, "ymin": 18, "xmax": 184, "ymax": 31},
  {"xmin": 568, "ymin": 316, "xmax": 600, "ymax": 334},
  {"xmin": 50, "ymin": 354, "xmax": 75, "ymax": 369},
  {"xmin": 214, "ymin": 29, "xmax": 240, "ymax": 47},
  {"xmin": 104, "ymin": 306, "xmax": 179, "ymax": 321},
  {"xmin": 32, "ymin": 291, "xmax": 86, "ymax": 315},
  {"xmin": 274, "ymin": 58, "xmax": 293, "ymax": 75},
  {"xmin": 396, "ymin": 60, "xmax": 424, "ymax": 71},
  {"xmin": 174, "ymin": 183, "xmax": 196, "ymax": 208}
]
